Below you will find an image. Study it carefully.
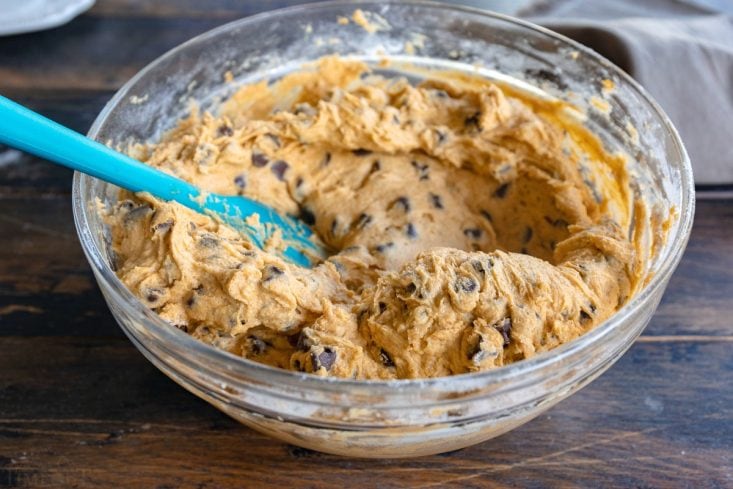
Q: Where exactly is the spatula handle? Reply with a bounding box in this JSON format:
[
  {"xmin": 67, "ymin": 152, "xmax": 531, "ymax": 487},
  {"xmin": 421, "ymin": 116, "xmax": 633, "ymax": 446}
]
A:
[{"xmin": 0, "ymin": 94, "xmax": 203, "ymax": 207}]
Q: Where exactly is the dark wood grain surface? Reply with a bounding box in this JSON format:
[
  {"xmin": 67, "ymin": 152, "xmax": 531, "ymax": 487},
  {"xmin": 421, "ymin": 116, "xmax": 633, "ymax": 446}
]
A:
[{"xmin": 1, "ymin": 2, "xmax": 731, "ymax": 488}]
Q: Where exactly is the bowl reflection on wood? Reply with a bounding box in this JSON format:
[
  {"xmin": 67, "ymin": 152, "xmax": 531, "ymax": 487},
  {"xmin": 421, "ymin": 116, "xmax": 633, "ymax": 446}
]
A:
[{"xmin": 72, "ymin": 1, "xmax": 694, "ymax": 457}]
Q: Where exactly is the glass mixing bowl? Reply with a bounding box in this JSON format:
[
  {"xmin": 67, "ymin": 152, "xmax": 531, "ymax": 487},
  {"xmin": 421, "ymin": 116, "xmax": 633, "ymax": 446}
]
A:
[{"xmin": 72, "ymin": 1, "xmax": 694, "ymax": 457}]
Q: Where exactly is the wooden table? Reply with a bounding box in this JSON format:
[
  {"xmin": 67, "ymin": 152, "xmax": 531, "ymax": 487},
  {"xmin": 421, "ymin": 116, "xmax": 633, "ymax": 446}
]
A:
[{"xmin": 1, "ymin": 2, "xmax": 731, "ymax": 487}]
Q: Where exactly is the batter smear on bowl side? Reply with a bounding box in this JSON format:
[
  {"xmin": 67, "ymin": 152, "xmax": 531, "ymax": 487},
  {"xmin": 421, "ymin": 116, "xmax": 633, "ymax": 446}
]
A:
[{"xmin": 103, "ymin": 56, "xmax": 643, "ymax": 379}]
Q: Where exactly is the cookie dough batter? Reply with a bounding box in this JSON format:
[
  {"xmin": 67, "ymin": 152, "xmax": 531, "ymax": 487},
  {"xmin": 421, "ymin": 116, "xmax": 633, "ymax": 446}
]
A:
[{"xmin": 105, "ymin": 57, "xmax": 639, "ymax": 379}]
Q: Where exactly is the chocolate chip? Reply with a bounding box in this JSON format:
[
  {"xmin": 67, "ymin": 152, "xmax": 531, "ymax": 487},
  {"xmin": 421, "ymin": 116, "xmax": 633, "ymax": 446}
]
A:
[
  {"xmin": 375, "ymin": 242, "xmax": 394, "ymax": 253},
  {"xmin": 494, "ymin": 318, "xmax": 512, "ymax": 347},
  {"xmin": 248, "ymin": 335, "xmax": 268, "ymax": 355},
  {"xmin": 455, "ymin": 276, "xmax": 477, "ymax": 293},
  {"xmin": 295, "ymin": 332, "xmax": 312, "ymax": 351},
  {"xmin": 580, "ymin": 309, "xmax": 592, "ymax": 324},
  {"xmin": 544, "ymin": 216, "xmax": 569, "ymax": 228},
  {"xmin": 119, "ymin": 200, "xmax": 135, "ymax": 211},
  {"xmin": 353, "ymin": 148, "xmax": 372, "ymax": 156},
  {"xmin": 480, "ymin": 210, "xmax": 492, "ymax": 222},
  {"xmin": 405, "ymin": 282, "xmax": 417, "ymax": 294},
  {"xmin": 411, "ymin": 161, "xmax": 430, "ymax": 180},
  {"xmin": 436, "ymin": 129, "xmax": 447, "ymax": 144},
  {"xmin": 523, "ymin": 227, "xmax": 533, "ymax": 244},
  {"xmin": 406, "ymin": 222, "xmax": 417, "ymax": 238},
  {"xmin": 285, "ymin": 333, "xmax": 298, "ymax": 348},
  {"xmin": 313, "ymin": 347, "xmax": 337, "ymax": 371},
  {"xmin": 391, "ymin": 196, "xmax": 411, "ymax": 212},
  {"xmin": 186, "ymin": 295, "xmax": 195, "ymax": 307},
  {"xmin": 146, "ymin": 292, "xmax": 159, "ymax": 303},
  {"xmin": 379, "ymin": 349, "xmax": 395, "ymax": 367},
  {"xmin": 429, "ymin": 193, "xmax": 444, "ymax": 209},
  {"xmin": 252, "ymin": 151, "xmax": 269, "ymax": 167},
  {"xmin": 271, "ymin": 160, "xmax": 289, "ymax": 180},
  {"xmin": 322, "ymin": 152, "xmax": 332, "ymax": 166},
  {"xmin": 493, "ymin": 183, "xmax": 510, "ymax": 198},
  {"xmin": 471, "ymin": 260, "xmax": 485, "ymax": 275},
  {"xmin": 354, "ymin": 213, "xmax": 372, "ymax": 230},
  {"xmin": 217, "ymin": 125, "xmax": 233, "ymax": 137},
  {"xmin": 262, "ymin": 265, "xmax": 284, "ymax": 282},
  {"xmin": 463, "ymin": 228, "xmax": 482, "ymax": 239},
  {"xmin": 152, "ymin": 219, "xmax": 174, "ymax": 234},
  {"xmin": 299, "ymin": 206, "xmax": 316, "ymax": 226},
  {"xmin": 378, "ymin": 302, "xmax": 387, "ymax": 313},
  {"xmin": 465, "ymin": 112, "xmax": 481, "ymax": 128},
  {"xmin": 234, "ymin": 174, "xmax": 247, "ymax": 189}
]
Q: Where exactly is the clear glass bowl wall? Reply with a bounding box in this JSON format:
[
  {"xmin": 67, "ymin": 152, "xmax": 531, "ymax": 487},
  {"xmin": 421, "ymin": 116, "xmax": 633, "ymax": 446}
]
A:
[{"xmin": 73, "ymin": 1, "xmax": 694, "ymax": 457}]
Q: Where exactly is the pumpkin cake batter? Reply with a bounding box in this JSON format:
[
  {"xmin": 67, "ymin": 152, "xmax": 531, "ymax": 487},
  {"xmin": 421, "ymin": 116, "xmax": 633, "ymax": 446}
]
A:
[{"xmin": 104, "ymin": 56, "xmax": 639, "ymax": 380}]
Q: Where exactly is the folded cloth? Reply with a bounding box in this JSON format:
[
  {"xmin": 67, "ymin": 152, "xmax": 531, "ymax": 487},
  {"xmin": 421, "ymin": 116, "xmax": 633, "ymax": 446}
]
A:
[{"xmin": 520, "ymin": 0, "xmax": 733, "ymax": 184}]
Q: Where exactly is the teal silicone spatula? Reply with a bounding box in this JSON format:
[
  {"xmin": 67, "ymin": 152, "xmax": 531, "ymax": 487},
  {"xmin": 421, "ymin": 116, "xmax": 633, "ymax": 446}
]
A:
[{"xmin": 0, "ymin": 95, "xmax": 326, "ymax": 267}]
